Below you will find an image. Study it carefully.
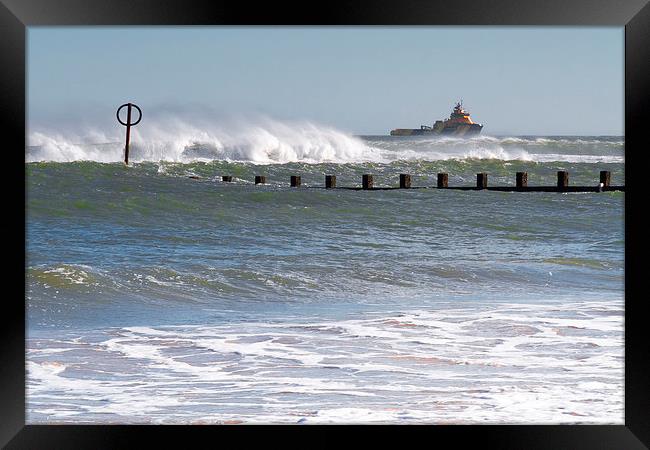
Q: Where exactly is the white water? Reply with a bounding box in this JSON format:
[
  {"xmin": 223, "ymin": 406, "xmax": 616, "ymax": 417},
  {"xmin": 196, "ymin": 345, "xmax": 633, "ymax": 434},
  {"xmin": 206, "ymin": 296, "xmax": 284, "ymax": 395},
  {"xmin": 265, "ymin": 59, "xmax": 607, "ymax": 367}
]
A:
[
  {"xmin": 27, "ymin": 300, "xmax": 623, "ymax": 424},
  {"xmin": 26, "ymin": 116, "xmax": 624, "ymax": 164},
  {"xmin": 27, "ymin": 117, "xmax": 372, "ymax": 164}
]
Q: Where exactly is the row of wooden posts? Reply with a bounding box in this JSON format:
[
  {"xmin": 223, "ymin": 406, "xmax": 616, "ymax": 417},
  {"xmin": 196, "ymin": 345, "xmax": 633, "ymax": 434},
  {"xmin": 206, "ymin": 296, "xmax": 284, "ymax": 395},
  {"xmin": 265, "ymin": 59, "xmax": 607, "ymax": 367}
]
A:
[{"xmin": 215, "ymin": 171, "xmax": 623, "ymax": 192}]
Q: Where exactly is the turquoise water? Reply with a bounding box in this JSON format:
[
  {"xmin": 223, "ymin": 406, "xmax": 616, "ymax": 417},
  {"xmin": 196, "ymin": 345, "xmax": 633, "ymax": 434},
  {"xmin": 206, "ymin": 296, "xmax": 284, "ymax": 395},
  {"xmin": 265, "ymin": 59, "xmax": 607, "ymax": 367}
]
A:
[{"xmin": 26, "ymin": 135, "xmax": 624, "ymax": 424}]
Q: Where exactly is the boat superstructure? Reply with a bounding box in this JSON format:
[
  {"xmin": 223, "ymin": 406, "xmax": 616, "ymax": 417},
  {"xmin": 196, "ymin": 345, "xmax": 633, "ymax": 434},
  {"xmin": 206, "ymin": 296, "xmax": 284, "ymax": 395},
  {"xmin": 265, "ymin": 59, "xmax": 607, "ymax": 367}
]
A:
[{"xmin": 390, "ymin": 102, "xmax": 483, "ymax": 136}]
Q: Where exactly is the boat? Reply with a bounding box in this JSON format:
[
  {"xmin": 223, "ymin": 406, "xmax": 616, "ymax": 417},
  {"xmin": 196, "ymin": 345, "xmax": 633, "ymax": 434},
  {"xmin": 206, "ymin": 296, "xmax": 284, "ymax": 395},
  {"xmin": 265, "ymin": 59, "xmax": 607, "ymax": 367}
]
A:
[{"xmin": 390, "ymin": 102, "xmax": 483, "ymax": 137}]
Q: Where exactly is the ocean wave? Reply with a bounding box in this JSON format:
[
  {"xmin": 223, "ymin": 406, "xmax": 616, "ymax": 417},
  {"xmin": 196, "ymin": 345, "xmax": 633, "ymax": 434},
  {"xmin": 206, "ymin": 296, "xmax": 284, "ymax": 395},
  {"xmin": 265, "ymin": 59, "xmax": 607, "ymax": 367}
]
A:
[
  {"xmin": 26, "ymin": 116, "xmax": 623, "ymax": 164},
  {"xmin": 27, "ymin": 300, "xmax": 624, "ymax": 424},
  {"xmin": 28, "ymin": 264, "xmax": 101, "ymax": 289},
  {"xmin": 27, "ymin": 117, "xmax": 375, "ymax": 164}
]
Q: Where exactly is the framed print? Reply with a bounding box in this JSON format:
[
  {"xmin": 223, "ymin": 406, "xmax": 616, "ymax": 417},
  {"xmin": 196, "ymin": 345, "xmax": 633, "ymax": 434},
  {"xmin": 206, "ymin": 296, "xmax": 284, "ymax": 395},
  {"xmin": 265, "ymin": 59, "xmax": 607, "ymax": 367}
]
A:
[{"xmin": 3, "ymin": 0, "xmax": 649, "ymax": 447}]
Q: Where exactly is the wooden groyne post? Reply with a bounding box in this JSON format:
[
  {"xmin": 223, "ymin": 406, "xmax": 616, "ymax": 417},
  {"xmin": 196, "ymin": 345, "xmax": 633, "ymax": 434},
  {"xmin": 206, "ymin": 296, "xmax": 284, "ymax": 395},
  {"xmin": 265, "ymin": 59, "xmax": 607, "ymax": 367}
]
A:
[
  {"xmin": 325, "ymin": 175, "xmax": 336, "ymax": 189},
  {"xmin": 362, "ymin": 174, "xmax": 373, "ymax": 190},
  {"xmin": 516, "ymin": 172, "xmax": 528, "ymax": 188},
  {"xmin": 600, "ymin": 170, "xmax": 611, "ymax": 187},
  {"xmin": 210, "ymin": 170, "xmax": 622, "ymax": 192},
  {"xmin": 557, "ymin": 171, "xmax": 569, "ymax": 190},
  {"xmin": 477, "ymin": 173, "xmax": 488, "ymax": 189}
]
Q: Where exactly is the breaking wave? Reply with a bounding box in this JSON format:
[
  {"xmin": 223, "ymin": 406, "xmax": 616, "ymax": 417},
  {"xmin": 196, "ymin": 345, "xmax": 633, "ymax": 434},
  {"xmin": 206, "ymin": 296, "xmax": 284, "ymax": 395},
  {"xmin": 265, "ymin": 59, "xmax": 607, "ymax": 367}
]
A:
[
  {"xmin": 27, "ymin": 117, "xmax": 374, "ymax": 164},
  {"xmin": 26, "ymin": 116, "xmax": 624, "ymax": 164}
]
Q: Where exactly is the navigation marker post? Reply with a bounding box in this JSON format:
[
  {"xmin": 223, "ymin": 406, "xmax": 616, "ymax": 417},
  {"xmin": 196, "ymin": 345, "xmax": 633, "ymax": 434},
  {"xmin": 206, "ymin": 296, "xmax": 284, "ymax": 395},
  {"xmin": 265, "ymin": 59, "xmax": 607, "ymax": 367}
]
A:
[{"xmin": 116, "ymin": 103, "xmax": 142, "ymax": 165}]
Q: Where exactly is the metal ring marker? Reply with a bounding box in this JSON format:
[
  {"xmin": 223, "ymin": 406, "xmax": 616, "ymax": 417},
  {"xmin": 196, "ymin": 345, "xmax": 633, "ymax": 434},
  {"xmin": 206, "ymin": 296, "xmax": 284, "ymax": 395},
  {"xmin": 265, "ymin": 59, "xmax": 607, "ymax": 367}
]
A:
[{"xmin": 116, "ymin": 103, "xmax": 142, "ymax": 164}]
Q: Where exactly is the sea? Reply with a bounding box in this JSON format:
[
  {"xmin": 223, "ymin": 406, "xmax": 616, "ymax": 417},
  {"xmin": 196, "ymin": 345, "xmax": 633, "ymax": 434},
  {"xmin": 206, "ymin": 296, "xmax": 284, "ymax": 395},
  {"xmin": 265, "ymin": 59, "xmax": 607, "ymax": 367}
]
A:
[{"xmin": 26, "ymin": 127, "xmax": 624, "ymax": 424}]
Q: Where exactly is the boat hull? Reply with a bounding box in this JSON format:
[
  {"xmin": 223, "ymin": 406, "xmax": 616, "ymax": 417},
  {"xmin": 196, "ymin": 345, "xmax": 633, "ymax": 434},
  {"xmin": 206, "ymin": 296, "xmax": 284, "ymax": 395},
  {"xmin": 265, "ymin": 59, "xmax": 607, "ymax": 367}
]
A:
[{"xmin": 390, "ymin": 123, "xmax": 483, "ymax": 137}]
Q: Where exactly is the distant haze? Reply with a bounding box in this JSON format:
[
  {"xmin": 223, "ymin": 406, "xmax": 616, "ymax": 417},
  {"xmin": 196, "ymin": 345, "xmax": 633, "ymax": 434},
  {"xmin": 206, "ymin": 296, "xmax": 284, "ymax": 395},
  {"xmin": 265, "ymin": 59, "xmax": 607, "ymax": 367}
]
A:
[{"xmin": 28, "ymin": 27, "xmax": 623, "ymax": 136}]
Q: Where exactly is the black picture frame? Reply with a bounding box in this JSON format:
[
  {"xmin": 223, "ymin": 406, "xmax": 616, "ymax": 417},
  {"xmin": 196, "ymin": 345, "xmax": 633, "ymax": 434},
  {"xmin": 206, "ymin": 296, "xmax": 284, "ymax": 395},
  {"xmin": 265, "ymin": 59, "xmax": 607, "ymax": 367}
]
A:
[{"xmin": 3, "ymin": 0, "xmax": 649, "ymax": 447}]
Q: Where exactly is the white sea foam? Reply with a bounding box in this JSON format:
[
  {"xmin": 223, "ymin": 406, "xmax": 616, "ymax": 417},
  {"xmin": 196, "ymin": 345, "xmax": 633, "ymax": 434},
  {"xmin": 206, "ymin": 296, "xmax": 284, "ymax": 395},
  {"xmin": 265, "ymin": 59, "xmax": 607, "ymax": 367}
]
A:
[
  {"xmin": 27, "ymin": 117, "xmax": 374, "ymax": 164},
  {"xmin": 26, "ymin": 116, "xmax": 624, "ymax": 164},
  {"xmin": 27, "ymin": 300, "xmax": 623, "ymax": 424}
]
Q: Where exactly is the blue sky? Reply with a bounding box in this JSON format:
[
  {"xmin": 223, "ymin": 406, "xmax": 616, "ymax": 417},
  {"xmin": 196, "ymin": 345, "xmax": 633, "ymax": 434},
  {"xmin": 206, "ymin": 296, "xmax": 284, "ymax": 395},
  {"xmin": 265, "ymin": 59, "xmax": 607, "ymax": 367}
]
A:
[{"xmin": 28, "ymin": 27, "xmax": 623, "ymax": 135}]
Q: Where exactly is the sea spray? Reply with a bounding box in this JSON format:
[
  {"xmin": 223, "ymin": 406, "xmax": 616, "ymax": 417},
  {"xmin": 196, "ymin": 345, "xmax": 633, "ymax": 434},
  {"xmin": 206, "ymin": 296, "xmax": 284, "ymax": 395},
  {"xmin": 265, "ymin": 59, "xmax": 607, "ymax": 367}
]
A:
[
  {"xmin": 27, "ymin": 116, "xmax": 373, "ymax": 164},
  {"xmin": 27, "ymin": 114, "xmax": 623, "ymax": 164}
]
